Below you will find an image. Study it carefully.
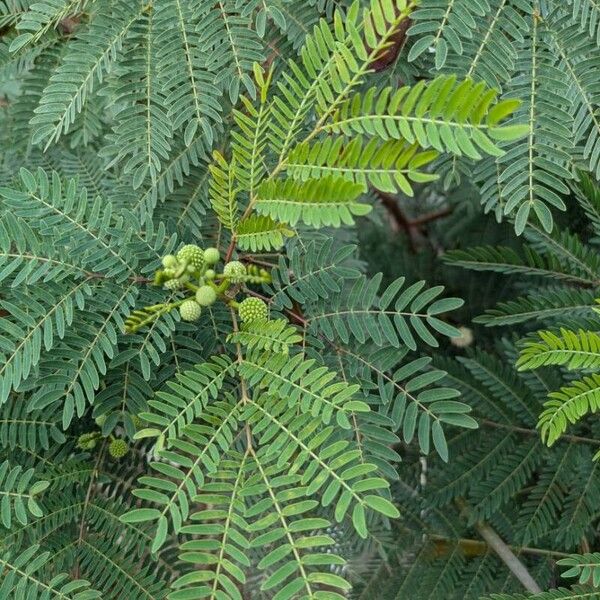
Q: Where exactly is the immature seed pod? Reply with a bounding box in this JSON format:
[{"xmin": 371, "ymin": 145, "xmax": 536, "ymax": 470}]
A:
[
  {"xmin": 204, "ymin": 269, "xmax": 216, "ymax": 280},
  {"xmin": 177, "ymin": 244, "xmax": 204, "ymax": 269},
  {"xmin": 204, "ymin": 247, "xmax": 220, "ymax": 265},
  {"xmin": 223, "ymin": 260, "xmax": 246, "ymax": 283},
  {"xmin": 196, "ymin": 285, "xmax": 217, "ymax": 306},
  {"xmin": 238, "ymin": 297, "xmax": 268, "ymax": 323},
  {"xmin": 164, "ymin": 278, "xmax": 183, "ymax": 290},
  {"xmin": 162, "ymin": 254, "xmax": 179, "ymax": 269},
  {"xmin": 77, "ymin": 432, "xmax": 97, "ymax": 450},
  {"xmin": 179, "ymin": 299, "xmax": 202, "ymax": 322},
  {"xmin": 109, "ymin": 438, "xmax": 128, "ymax": 459}
]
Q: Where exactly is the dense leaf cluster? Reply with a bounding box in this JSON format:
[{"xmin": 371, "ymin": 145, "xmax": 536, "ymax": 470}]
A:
[{"xmin": 1, "ymin": 0, "xmax": 599, "ymax": 599}]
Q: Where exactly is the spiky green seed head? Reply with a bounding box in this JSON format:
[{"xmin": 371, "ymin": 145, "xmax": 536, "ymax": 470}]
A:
[
  {"xmin": 204, "ymin": 247, "xmax": 220, "ymax": 265},
  {"xmin": 109, "ymin": 438, "xmax": 128, "ymax": 459},
  {"xmin": 196, "ymin": 285, "xmax": 217, "ymax": 306},
  {"xmin": 223, "ymin": 261, "xmax": 246, "ymax": 283},
  {"xmin": 77, "ymin": 433, "xmax": 98, "ymax": 450},
  {"xmin": 238, "ymin": 297, "xmax": 268, "ymax": 323},
  {"xmin": 177, "ymin": 244, "xmax": 204, "ymax": 269},
  {"xmin": 205, "ymin": 269, "xmax": 215, "ymax": 280},
  {"xmin": 162, "ymin": 254, "xmax": 179, "ymax": 269},
  {"xmin": 179, "ymin": 300, "xmax": 202, "ymax": 322}
]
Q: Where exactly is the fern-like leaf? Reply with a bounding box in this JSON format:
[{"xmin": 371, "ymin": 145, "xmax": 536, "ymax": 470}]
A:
[
  {"xmin": 322, "ymin": 75, "xmax": 528, "ymax": 160},
  {"xmin": 255, "ymin": 176, "xmax": 368, "ymax": 228},
  {"xmin": 287, "ymin": 136, "xmax": 438, "ymax": 196},
  {"xmin": 518, "ymin": 329, "xmax": 600, "ymax": 371},
  {"xmin": 538, "ymin": 374, "xmax": 600, "ymax": 446}
]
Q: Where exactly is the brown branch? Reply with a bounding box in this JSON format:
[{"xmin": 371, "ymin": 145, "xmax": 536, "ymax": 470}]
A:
[
  {"xmin": 369, "ymin": 16, "xmax": 412, "ymax": 72},
  {"xmin": 241, "ymin": 256, "xmax": 278, "ymax": 270},
  {"xmin": 374, "ymin": 189, "xmax": 453, "ymax": 252},
  {"xmin": 375, "ymin": 190, "xmax": 412, "ymax": 230},
  {"xmin": 411, "ymin": 206, "xmax": 453, "ymax": 226}
]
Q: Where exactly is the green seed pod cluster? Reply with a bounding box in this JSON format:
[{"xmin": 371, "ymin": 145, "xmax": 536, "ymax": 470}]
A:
[
  {"xmin": 196, "ymin": 285, "xmax": 217, "ymax": 306},
  {"xmin": 223, "ymin": 260, "xmax": 247, "ymax": 283},
  {"xmin": 109, "ymin": 438, "xmax": 129, "ymax": 459},
  {"xmin": 238, "ymin": 297, "xmax": 268, "ymax": 323},
  {"xmin": 135, "ymin": 249, "xmax": 274, "ymax": 336},
  {"xmin": 156, "ymin": 244, "xmax": 222, "ymax": 292},
  {"xmin": 179, "ymin": 299, "xmax": 202, "ymax": 322}
]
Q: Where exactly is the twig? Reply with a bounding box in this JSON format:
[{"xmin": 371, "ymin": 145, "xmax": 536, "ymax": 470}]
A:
[
  {"xmin": 475, "ymin": 521, "xmax": 542, "ymax": 593},
  {"xmin": 241, "ymin": 256, "xmax": 278, "ymax": 269},
  {"xmin": 373, "ymin": 189, "xmax": 453, "ymax": 251},
  {"xmin": 481, "ymin": 419, "xmax": 600, "ymax": 446},
  {"xmin": 73, "ymin": 439, "xmax": 107, "ymax": 578},
  {"xmin": 427, "ymin": 534, "xmax": 570, "ymax": 560},
  {"xmin": 457, "ymin": 499, "xmax": 542, "ymax": 594},
  {"xmin": 375, "ymin": 190, "xmax": 412, "ymax": 230},
  {"xmin": 411, "ymin": 207, "xmax": 453, "ymax": 226}
]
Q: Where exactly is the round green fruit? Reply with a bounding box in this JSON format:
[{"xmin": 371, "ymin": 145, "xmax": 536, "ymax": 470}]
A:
[
  {"xmin": 205, "ymin": 269, "xmax": 215, "ymax": 280},
  {"xmin": 196, "ymin": 285, "xmax": 217, "ymax": 306},
  {"xmin": 204, "ymin": 247, "xmax": 220, "ymax": 265},
  {"xmin": 162, "ymin": 254, "xmax": 179, "ymax": 269},
  {"xmin": 179, "ymin": 299, "xmax": 202, "ymax": 322},
  {"xmin": 177, "ymin": 244, "xmax": 204, "ymax": 269},
  {"xmin": 223, "ymin": 261, "xmax": 246, "ymax": 283},
  {"xmin": 109, "ymin": 438, "xmax": 128, "ymax": 459},
  {"xmin": 238, "ymin": 297, "xmax": 268, "ymax": 323}
]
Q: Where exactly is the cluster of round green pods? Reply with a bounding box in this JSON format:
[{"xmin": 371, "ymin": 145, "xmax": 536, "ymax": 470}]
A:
[
  {"xmin": 159, "ymin": 244, "xmax": 220, "ymax": 288},
  {"xmin": 76, "ymin": 432, "xmax": 129, "ymax": 459},
  {"xmin": 147, "ymin": 243, "xmax": 274, "ymax": 327},
  {"xmin": 77, "ymin": 412, "xmax": 144, "ymax": 460},
  {"xmin": 156, "ymin": 244, "xmax": 268, "ymax": 323},
  {"xmin": 155, "ymin": 244, "xmax": 223, "ymax": 322}
]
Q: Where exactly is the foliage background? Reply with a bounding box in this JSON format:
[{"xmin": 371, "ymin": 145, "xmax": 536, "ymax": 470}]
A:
[{"xmin": 1, "ymin": 0, "xmax": 600, "ymax": 599}]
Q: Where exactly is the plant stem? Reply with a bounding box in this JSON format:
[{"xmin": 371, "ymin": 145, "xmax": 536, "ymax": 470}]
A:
[
  {"xmin": 456, "ymin": 499, "xmax": 542, "ymax": 594},
  {"xmin": 481, "ymin": 419, "xmax": 600, "ymax": 446},
  {"xmin": 427, "ymin": 534, "xmax": 570, "ymax": 559}
]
